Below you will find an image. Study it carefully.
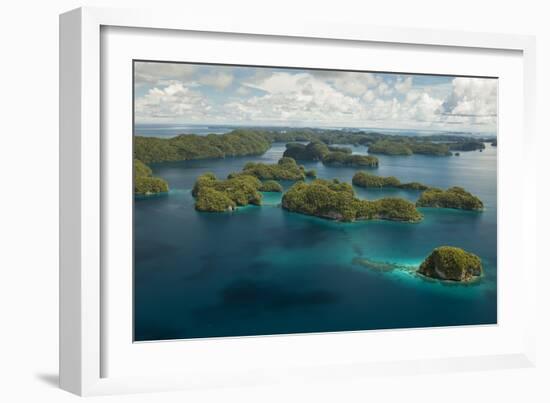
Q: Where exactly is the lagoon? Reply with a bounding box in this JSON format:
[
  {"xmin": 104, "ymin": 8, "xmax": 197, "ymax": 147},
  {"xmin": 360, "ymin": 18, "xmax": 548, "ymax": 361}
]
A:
[{"xmin": 134, "ymin": 142, "xmax": 497, "ymax": 341}]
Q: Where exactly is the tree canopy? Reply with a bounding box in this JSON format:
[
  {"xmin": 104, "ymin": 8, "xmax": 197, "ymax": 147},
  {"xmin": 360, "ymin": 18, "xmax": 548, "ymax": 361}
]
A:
[
  {"xmin": 259, "ymin": 180, "xmax": 283, "ymax": 192},
  {"xmin": 283, "ymin": 141, "xmax": 379, "ymax": 167},
  {"xmin": 134, "ymin": 129, "xmax": 271, "ymax": 163},
  {"xmin": 242, "ymin": 157, "xmax": 306, "ymax": 180},
  {"xmin": 418, "ymin": 246, "xmax": 483, "ymax": 282},
  {"xmin": 282, "ymin": 179, "xmax": 422, "ymax": 223},
  {"xmin": 134, "ymin": 159, "xmax": 169, "ymax": 195},
  {"xmin": 322, "ymin": 152, "xmax": 379, "ymax": 167},
  {"xmin": 448, "ymin": 141, "xmax": 485, "ymax": 151},
  {"xmin": 416, "ymin": 187, "xmax": 483, "ymax": 210},
  {"xmin": 283, "ymin": 141, "xmax": 329, "ymax": 161},
  {"xmin": 192, "ymin": 172, "xmax": 263, "ymax": 212},
  {"xmin": 352, "ymin": 172, "xmax": 429, "ymax": 190},
  {"xmin": 368, "ymin": 140, "xmax": 414, "ymax": 155}
]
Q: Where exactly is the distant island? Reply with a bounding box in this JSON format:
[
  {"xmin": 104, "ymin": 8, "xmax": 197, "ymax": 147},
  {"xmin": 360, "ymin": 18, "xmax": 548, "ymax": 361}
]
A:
[
  {"xmin": 449, "ymin": 141, "xmax": 486, "ymax": 151},
  {"xmin": 134, "ymin": 129, "xmax": 271, "ymax": 164},
  {"xmin": 134, "ymin": 128, "xmax": 496, "ymax": 196},
  {"xmin": 134, "ymin": 159, "xmax": 169, "ymax": 195},
  {"xmin": 135, "ymin": 128, "xmax": 494, "ymax": 165},
  {"xmin": 366, "ymin": 138, "xmax": 486, "ymax": 156},
  {"xmin": 418, "ymin": 246, "xmax": 483, "ymax": 282},
  {"xmin": 282, "ymin": 179, "xmax": 422, "ymax": 223},
  {"xmin": 416, "ymin": 187, "xmax": 484, "ymax": 211},
  {"xmin": 352, "ymin": 172, "xmax": 429, "ymax": 190},
  {"xmin": 283, "ymin": 141, "xmax": 379, "ymax": 167}
]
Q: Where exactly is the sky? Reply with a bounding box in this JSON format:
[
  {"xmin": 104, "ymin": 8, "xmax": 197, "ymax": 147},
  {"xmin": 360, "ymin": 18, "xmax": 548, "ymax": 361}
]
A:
[{"xmin": 134, "ymin": 61, "xmax": 498, "ymax": 133}]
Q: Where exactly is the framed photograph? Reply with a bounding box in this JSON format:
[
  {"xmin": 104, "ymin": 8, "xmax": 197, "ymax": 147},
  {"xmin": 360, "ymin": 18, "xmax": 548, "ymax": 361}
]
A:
[{"xmin": 60, "ymin": 7, "xmax": 537, "ymax": 396}]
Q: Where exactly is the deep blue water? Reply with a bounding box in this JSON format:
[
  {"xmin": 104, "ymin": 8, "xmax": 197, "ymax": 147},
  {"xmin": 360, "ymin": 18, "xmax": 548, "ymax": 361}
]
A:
[{"xmin": 134, "ymin": 142, "xmax": 497, "ymax": 341}]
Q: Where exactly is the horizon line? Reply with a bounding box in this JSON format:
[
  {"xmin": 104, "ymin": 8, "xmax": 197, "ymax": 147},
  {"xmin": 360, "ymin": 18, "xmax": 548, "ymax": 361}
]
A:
[{"xmin": 133, "ymin": 122, "xmax": 497, "ymax": 136}]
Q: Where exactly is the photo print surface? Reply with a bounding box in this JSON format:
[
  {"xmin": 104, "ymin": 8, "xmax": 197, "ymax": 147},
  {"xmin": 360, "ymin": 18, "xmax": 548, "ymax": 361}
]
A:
[{"xmin": 133, "ymin": 61, "xmax": 497, "ymax": 341}]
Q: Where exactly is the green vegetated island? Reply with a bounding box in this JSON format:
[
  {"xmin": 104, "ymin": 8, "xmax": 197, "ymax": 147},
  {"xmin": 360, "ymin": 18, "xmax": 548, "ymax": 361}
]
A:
[
  {"xmin": 352, "ymin": 172, "xmax": 484, "ymax": 211},
  {"xmin": 191, "ymin": 157, "xmax": 305, "ymax": 212},
  {"xmin": 352, "ymin": 172, "xmax": 429, "ymax": 190},
  {"xmin": 134, "ymin": 128, "xmax": 489, "ymax": 282},
  {"xmin": 282, "ymin": 179, "xmax": 422, "ymax": 223},
  {"xmin": 283, "ymin": 141, "xmax": 379, "ymax": 167},
  {"xmin": 354, "ymin": 245, "xmax": 484, "ymax": 282},
  {"xmin": 366, "ymin": 138, "xmax": 486, "ymax": 156},
  {"xmin": 190, "ymin": 169, "xmax": 485, "ymax": 282},
  {"xmin": 134, "ymin": 159, "xmax": 169, "ymax": 195},
  {"xmin": 134, "ymin": 128, "xmax": 492, "ymax": 166},
  {"xmin": 190, "ymin": 157, "xmax": 422, "ymax": 222},
  {"xmin": 133, "ymin": 128, "xmax": 494, "ymax": 195},
  {"xmin": 418, "ymin": 246, "xmax": 483, "ymax": 282},
  {"xmin": 416, "ymin": 187, "xmax": 484, "ymax": 211}
]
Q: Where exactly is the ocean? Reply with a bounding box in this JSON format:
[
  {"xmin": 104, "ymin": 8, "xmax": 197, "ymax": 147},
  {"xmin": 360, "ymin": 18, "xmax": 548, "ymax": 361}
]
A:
[
  {"xmin": 134, "ymin": 123, "xmax": 494, "ymax": 138},
  {"xmin": 134, "ymin": 141, "xmax": 497, "ymax": 341}
]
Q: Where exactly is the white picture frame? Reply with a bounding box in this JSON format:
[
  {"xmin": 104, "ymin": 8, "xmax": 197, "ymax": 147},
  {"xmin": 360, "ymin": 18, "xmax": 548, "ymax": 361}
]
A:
[{"xmin": 60, "ymin": 6, "xmax": 537, "ymax": 396}]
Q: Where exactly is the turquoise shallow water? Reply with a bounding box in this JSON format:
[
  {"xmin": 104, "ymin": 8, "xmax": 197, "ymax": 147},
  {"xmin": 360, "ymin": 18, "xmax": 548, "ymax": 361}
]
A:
[{"xmin": 134, "ymin": 142, "xmax": 497, "ymax": 341}]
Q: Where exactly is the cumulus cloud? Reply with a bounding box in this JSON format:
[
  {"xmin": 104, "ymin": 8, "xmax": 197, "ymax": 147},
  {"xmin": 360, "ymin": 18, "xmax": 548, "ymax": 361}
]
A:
[
  {"xmin": 362, "ymin": 90, "xmax": 376, "ymax": 103},
  {"xmin": 326, "ymin": 72, "xmax": 381, "ymax": 97},
  {"xmin": 439, "ymin": 78, "xmax": 497, "ymax": 117},
  {"xmin": 134, "ymin": 62, "xmax": 195, "ymax": 86},
  {"xmin": 395, "ymin": 76, "xmax": 413, "ymax": 94},
  {"xmin": 133, "ymin": 63, "xmax": 497, "ymax": 132},
  {"xmin": 198, "ymin": 71, "xmax": 234, "ymax": 90},
  {"xmin": 436, "ymin": 77, "xmax": 497, "ymax": 129},
  {"xmin": 236, "ymin": 86, "xmax": 251, "ymax": 96},
  {"xmin": 227, "ymin": 72, "xmax": 365, "ymax": 123},
  {"xmin": 403, "ymin": 92, "xmax": 443, "ymax": 122},
  {"xmin": 135, "ymin": 82, "xmax": 211, "ymax": 121},
  {"xmin": 376, "ymin": 81, "xmax": 393, "ymax": 97}
]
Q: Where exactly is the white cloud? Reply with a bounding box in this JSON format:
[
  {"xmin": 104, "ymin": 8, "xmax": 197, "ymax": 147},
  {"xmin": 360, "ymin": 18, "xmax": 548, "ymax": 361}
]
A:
[
  {"xmin": 395, "ymin": 76, "xmax": 413, "ymax": 94},
  {"xmin": 308, "ymin": 71, "xmax": 383, "ymax": 98},
  {"xmin": 227, "ymin": 72, "xmax": 365, "ymax": 123},
  {"xmin": 236, "ymin": 86, "xmax": 251, "ymax": 96},
  {"xmin": 376, "ymin": 81, "xmax": 393, "ymax": 97},
  {"xmin": 403, "ymin": 92, "xmax": 443, "ymax": 122},
  {"xmin": 134, "ymin": 62, "xmax": 195, "ymax": 86},
  {"xmin": 438, "ymin": 77, "xmax": 497, "ymax": 128},
  {"xmin": 439, "ymin": 77, "xmax": 497, "ymax": 117},
  {"xmin": 198, "ymin": 71, "xmax": 234, "ymax": 90},
  {"xmin": 362, "ymin": 90, "xmax": 376, "ymax": 103},
  {"xmin": 135, "ymin": 82, "xmax": 212, "ymax": 121},
  {"xmin": 329, "ymin": 72, "xmax": 381, "ymax": 97},
  {"xmin": 243, "ymin": 72, "xmax": 310, "ymax": 94},
  {"xmin": 133, "ymin": 63, "xmax": 497, "ymax": 132}
]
